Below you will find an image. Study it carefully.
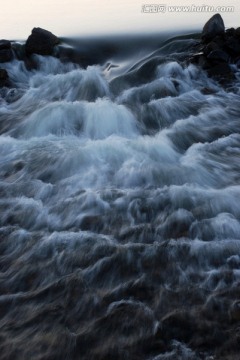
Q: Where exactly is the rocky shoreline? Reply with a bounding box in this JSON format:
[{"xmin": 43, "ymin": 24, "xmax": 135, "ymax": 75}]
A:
[{"xmin": 0, "ymin": 14, "xmax": 240, "ymax": 91}]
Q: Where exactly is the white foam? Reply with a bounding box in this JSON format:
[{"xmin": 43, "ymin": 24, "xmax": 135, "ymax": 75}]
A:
[{"xmin": 16, "ymin": 98, "xmax": 138, "ymax": 139}]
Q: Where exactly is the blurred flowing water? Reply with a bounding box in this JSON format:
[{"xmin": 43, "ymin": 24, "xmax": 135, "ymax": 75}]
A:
[{"xmin": 0, "ymin": 34, "xmax": 240, "ymax": 359}]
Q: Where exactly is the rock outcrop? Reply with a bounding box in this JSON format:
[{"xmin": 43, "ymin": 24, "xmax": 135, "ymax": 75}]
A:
[
  {"xmin": 191, "ymin": 14, "xmax": 240, "ymax": 83},
  {"xmin": 25, "ymin": 27, "xmax": 60, "ymax": 56},
  {"xmin": 202, "ymin": 13, "xmax": 225, "ymax": 42}
]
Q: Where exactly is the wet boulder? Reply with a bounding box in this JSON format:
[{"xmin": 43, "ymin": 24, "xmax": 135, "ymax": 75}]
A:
[
  {"xmin": 202, "ymin": 14, "xmax": 225, "ymax": 43},
  {"xmin": 25, "ymin": 27, "xmax": 60, "ymax": 56},
  {"xmin": 0, "ymin": 40, "xmax": 13, "ymax": 63}
]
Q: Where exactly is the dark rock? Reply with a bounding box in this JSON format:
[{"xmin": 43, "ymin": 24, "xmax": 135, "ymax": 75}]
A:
[
  {"xmin": 207, "ymin": 63, "xmax": 234, "ymax": 78},
  {"xmin": 224, "ymin": 37, "xmax": 240, "ymax": 56},
  {"xmin": 207, "ymin": 50, "xmax": 229, "ymax": 63},
  {"xmin": 189, "ymin": 53, "xmax": 210, "ymax": 69},
  {"xmin": 0, "ymin": 69, "xmax": 9, "ymax": 87},
  {"xmin": 235, "ymin": 27, "xmax": 240, "ymax": 38},
  {"xmin": 0, "ymin": 69, "xmax": 8, "ymax": 80},
  {"xmin": 192, "ymin": 16, "xmax": 240, "ymax": 86},
  {"xmin": 202, "ymin": 14, "xmax": 225, "ymax": 42},
  {"xmin": 0, "ymin": 40, "xmax": 11, "ymax": 50},
  {"xmin": 205, "ymin": 62, "xmax": 235, "ymax": 85},
  {"xmin": 203, "ymin": 41, "xmax": 220, "ymax": 56},
  {"xmin": 25, "ymin": 27, "xmax": 60, "ymax": 56},
  {"xmin": 188, "ymin": 52, "xmax": 204, "ymax": 65},
  {"xmin": 226, "ymin": 28, "xmax": 236, "ymax": 37},
  {"xmin": 212, "ymin": 34, "xmax": 226, "ymax": 48},
  {"xmin": 0, "ymin": 40, "xmax": 13, "ymax": 63},
  {"xmin": 198, "ymin": 55, "xmax": 211, "ymax": 69},
  {"xmin": 0, "ymin": 50, "xmax": 14, "ymax": 63}
]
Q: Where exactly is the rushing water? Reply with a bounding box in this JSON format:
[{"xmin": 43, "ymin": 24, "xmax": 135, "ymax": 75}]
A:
[{"xmin": 0, "ymin": 34, "xmax": 240, "ymax": 360}]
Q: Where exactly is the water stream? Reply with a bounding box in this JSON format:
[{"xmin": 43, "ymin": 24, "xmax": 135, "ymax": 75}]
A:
[{"xmin": 0, "ymin": 34, "xmax": 240, "ymax": 359}]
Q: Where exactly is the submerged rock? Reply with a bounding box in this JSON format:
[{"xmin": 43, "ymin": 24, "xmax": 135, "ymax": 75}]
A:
[
  {"xmin": 0, "ymin": 40, "xmax": 13, "ymax": 63},
  {"xmin": 202, "ymin": 14, "xmax": 225, "ymax": 42},
  {"xmin": 25, "ymin": 27, "xmax": 60, "ymax": 56}
]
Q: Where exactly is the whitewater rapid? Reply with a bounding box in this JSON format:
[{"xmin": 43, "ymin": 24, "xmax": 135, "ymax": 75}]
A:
[{"xmin": 0, "ymin": 36, "xmax": 240, "ymax": 359}]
